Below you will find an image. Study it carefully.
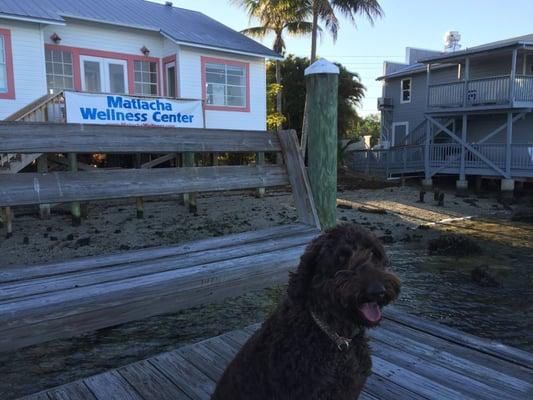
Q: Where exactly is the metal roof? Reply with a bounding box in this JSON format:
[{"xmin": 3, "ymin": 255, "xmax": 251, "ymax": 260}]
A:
[
  {"xmin": 420, "ymin": 33, "xmax": 533, "ymax": 63},
  {"xmin": 376, "ymin": 63, "xmax": 426, "ymax": 81},
  {"xmin": 0, "ymin": 0, "xmax": 282, "ymax": 59}
]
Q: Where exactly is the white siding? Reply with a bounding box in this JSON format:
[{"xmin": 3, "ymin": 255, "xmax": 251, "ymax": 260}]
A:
[
  {"xmin": 42, "ymin": 19, "xmax": 165, "ymax": 57},
  {"xmin": 179, "ymin": 46, "xmax": 266, "ymax": 130},
  {"xmin": 0, "ymin": 19, "xmax": 47, "ymax": 120},
  {"xmin": 1, "ymin": 18, "xmax": 267, "ymax": 130}
]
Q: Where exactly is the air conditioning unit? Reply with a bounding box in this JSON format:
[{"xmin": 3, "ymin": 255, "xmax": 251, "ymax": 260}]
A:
[{"xmin": 377, "ymin": 97, "xmax": 393, "ymax": 109}]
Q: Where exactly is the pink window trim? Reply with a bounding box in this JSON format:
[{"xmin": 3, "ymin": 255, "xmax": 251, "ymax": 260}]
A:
[
  {"xmin": 45, "ymin": 44, "xmax": 161, "ymax": 96},
  {"xmin": 0, "ymin": 28, "xmax": 15, "ymax": 100},
  {"xmin": 162, "ymin": 54, "xmax": 178, "ymax": 98},
  {"xmin": 201, "ymin": 56, "xmax": 250, "ymax": 112}
]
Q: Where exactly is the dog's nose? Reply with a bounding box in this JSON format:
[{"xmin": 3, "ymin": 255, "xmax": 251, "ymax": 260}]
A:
[{"xmin": 367, "ymin": 284, "xmax": 386, "ymax": 299}]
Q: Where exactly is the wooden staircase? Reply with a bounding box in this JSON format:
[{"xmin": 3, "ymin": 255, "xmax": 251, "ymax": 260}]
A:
[{"xmin": 0, "ymin": 91, "xmax": 65, "ymax": 174}]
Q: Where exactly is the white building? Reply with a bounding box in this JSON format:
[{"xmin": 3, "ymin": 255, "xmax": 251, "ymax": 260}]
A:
[{"xmin": 0, "ymin": 0, "xmax": 281, "ymax": 130}]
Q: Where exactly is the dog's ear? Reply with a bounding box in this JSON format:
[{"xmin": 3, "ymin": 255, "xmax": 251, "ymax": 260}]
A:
[{"xmin": 287, "ymin": 234, "xmax": 327, "ymax": 305}]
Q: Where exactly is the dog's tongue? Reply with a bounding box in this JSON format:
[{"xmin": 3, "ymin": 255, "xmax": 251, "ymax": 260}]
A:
[{"xmin": 359, "ymin": 302, "xmax": 382, "ymax": 322}]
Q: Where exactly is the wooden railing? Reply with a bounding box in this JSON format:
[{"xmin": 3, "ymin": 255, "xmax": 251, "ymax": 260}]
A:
[
  {"xmin": 428, "ymin": 75, "xmax": 533, "ymax": 109},
  {"xmin": 515, "ymin": 75, "xmax": 533, "ymax": 102},
  {"xmin": 348, "ymin": 145, "xmax": 425, "ymax": 177},
  {"xmin": 429, "ymin": 143, "xmax": 533, "ymax": 171},
  {"xmin": 1, "ymin": 91, "xmax": 65, "ymax": 172},
  {"xmin": 349, "ymin": 143, "xmax": 533, "ymax": 177},
  {"xmin": 428, "ymin": 81, "xmax": 464, "ymax": 108}
]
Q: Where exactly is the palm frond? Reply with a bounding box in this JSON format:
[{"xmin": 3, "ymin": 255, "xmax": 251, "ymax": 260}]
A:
[
  {"xmin": 240, "ymin": 26, "xmax": 272, "ymax": 38},
  {"xmin": 285, "ymin": 21, "xmax": 315, "ymax": 35},
  {"xmin": 330, "ymin": 0, "xmax": 383, "ymax": 25}
]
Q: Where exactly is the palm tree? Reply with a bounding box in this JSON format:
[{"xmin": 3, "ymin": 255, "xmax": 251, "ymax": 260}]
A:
[
  {"xmin": 232, "ymin": 0, "xmax": 314, "ymax": 116},
  {"xmin": 307, "ymin": 0, "xmax": 384, "ymax": 62}
]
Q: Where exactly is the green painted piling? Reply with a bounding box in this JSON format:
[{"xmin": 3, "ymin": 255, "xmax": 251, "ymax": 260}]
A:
[{"xmin": 304, "ymin": 60, "xmax": 339, "ymax": 230}]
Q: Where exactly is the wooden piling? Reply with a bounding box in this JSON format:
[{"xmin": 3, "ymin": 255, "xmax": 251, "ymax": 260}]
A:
[
  {"xmin": 4, "ymin": 206, "xmax": 13, "ymax": 238},
  {"xmin": 68, "ymin": 153, "xmax": 81, "ymax": 226},
  {"xmin": 255, "ymin": 152, "xmax": 265, "ymax": 198},
  {"xmin": 134, "ymin": 154, "xmax": 144, "ymax": 219},
  {"xmin": 304, "ymin": 60, "xmax": 339, "ymax": 230},
  {"xmin": 37, "ymin": 154, "xmax": 51, "ymax": 219},
  {"xmin": 183, "ymin": 153, "xmax": 197, "ymax": 213}
]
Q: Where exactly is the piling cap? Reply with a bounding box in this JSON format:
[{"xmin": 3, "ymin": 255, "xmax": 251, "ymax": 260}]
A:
[{"xmin": 304, "ymin": 59, "xmax": 340, "ymax": 76}]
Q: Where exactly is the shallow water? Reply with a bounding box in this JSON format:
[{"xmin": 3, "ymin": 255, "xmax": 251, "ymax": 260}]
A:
[{"xmin": 1, "ymin": 217, "xmax": 532, "ymax": 399}]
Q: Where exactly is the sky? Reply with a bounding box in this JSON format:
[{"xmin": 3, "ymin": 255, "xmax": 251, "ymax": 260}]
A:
[{"xmin": 153, "ymin": 0, "xmax": 533, "ymax": 117}]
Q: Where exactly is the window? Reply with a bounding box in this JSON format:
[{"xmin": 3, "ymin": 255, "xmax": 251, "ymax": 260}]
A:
[
  {"xmin": 45, "ymin": 49, "xmax": 74, "ymax": 92},
  {"xmin": 203, "ymin": 59, "xmax": 247, "ymax": 108},
  {"xmin": 0, "ymin": 28, "xmax": 14, "ymax": 99},
  {"xmin": 134, "ymin": 60, "xmax": 158, "ymax": 95},
  {"xmin": 401, "ymin": 78, "xmax": 411, "ymax": 103}
]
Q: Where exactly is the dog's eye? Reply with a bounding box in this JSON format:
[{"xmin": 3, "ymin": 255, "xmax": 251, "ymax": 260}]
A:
[{"xmin": 335, "ymin": 246, "xmax": 353, "ymax": 266}]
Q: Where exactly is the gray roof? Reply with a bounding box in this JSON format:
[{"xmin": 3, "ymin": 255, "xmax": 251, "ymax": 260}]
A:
[
  {"xmin": 0, "ymin": 0, "xmax": 282, "ymax": 59},
  {"xmin": 376, "ymin": 63, "xmax": 426, "ymax": 81},
  {"xmin": 420, "ymin": 33, "xmax": 533, "ymax": 63}
]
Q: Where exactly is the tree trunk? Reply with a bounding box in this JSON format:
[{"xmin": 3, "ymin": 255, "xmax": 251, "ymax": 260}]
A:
[
  {"xmin": 310, "ymin": 2, "xmax": 319, "ymax": 62},
  {"xmin": 275, "ymin": 60, "xmax": 282, "ymax": 114}
]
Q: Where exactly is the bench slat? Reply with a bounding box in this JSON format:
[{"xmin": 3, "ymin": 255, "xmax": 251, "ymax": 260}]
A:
[
  {"xmin": 0, "ymin": 231, "xmax": 318, "ymax": 302},
  {"xmin": 0, "ymin": 122, "xmax": 282, "ymax": 153},
  {"xmin": 0, "ymin": 224, "xmax": 314, "ymax": 282},
  {"xmin": 0, "ymin": 241, "xmax": 311, "ymax": 352},
  {"xmin": 0, "ymin": 165, "xmax": 289, "ymax": 207}
]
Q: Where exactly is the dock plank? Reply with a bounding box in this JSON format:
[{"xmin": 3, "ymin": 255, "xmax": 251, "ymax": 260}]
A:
[
  {"xmin": 45, "ymin": 382, "xmax": 96, "ymax": 400},
  {"xmin": 371, "ymin": 320, "xmax": 533, "ymax": 397},
  {"xmin": 118, "ymin": 360, "xmax": 190, "ymax": 400},
  {"xmin": 15, "ymin": 309, "xmax": 533, "ymax": 400},
  {"xmin": 149, "ymin": 351, "xmax": 215, "ymax": 399},
  {"xmin": 386, "ymin": 307, "xmax": 533, "ymax": 369},
  {"xmin": 83, "ymin": 370, "xmax": 143, "ymax": 400}
]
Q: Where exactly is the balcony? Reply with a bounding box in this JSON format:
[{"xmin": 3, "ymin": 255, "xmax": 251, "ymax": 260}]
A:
[{"xmin": 428, "ymin": 75, "xmax": 533, "ymax": 110}]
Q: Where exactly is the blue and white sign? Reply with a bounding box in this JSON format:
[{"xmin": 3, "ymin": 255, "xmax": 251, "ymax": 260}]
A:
[{"xmin": 65, "ymin": 92, "xmax": 204, "ymax": 128}]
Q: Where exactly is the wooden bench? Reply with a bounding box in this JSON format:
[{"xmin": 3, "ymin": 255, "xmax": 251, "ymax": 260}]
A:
[{"xmin": 0, "ymin": 122, "xmax": 320, "ymax": 352}]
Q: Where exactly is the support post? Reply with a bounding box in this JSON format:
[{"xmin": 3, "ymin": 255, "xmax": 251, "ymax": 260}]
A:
[
  {"xmin": 212, "ymin": 153, "xmax": 219, "ymax": 166},
  {"xmin": 510, "ymin": 48, "xmax": 518, "ymax": 105},
  {"xmin": 68, "ymin": 153, "xmax": 81, "ymax": 226},
  {"xmin": 424, "ymin": 118, "xmax": 431, "ymax": 181},
  {"xmin": 183, "ymin": 153, "xmax": 197, "ymax": 213},
  {"xmin": 463, "ymin": 57, "xmax": 470, "ymax": 107},
  {"xmin": 305, "ymin": 59, "xmax": 339, "ymax": 230},
  {"xmin": 134, "ymin": 153, "xmax": 144, "ymax": 219},
  {"xmin": 4, "ymin": 207, "xmax": 13, "ymax": 238},
  {"xmin": 37, "ymin": 154, "xmax": 51, "ymax": 219},
  {"xmin": 425, "ymin": 63, "xmax": 431, "ymax": 108},
  {"xmin": 459, "ymin": 114, "xmax": 467, "ymax": 181},
  {"xmin": 506, "ymin": 112, "xmax": 513, "ymax": 175},
  {"xmin": 255, "ymin": 152, "xmax": 265, "ymax": 198}
]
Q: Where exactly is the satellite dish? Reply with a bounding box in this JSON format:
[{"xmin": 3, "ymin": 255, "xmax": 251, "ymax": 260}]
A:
[{"xmin": 444, "ymin": 31, "xmax": 462, "ymax": 52}]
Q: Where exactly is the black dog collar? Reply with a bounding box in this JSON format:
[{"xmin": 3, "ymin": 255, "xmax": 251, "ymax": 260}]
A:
[{"xmin": 310, "ymin": 311, "xmax": 364, "ymax": 351}]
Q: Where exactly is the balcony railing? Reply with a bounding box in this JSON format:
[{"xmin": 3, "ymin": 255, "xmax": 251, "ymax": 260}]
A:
[{"xmin": 428, "ymin": 75, "xmax": 533, "ymax": 109}]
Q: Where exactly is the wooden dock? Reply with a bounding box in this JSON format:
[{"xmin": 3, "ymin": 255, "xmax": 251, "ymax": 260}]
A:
[{"xmin": 18, "ymin": 308, "xmax": 532, "ymax": 400}]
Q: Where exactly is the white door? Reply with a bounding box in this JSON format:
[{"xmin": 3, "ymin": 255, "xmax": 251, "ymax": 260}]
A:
[
  {"xmin": 80, "ymin": 56, "xmax": 128, "ymax": 94},
  {"xmin": 165, "ymin": 62, "xmax": 177, "ymax": 98},
  {"xmin": 392, "ymin": 122, "xmax": 409, "ymax": 147}
]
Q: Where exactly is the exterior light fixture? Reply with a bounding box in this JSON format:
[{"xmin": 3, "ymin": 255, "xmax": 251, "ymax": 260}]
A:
[
  {"xmin": 50, "ymin": 32, "xmax": 61, "ymax": 44},
  {"xmin": 140, "ymin": 46, "xmax": 150, "ymax": 56}
]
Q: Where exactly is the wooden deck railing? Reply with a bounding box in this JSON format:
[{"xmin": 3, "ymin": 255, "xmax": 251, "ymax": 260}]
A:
[
  {"xmin": 349, "ymin": 143, "xmax": 533, "ymax": 178},
  {"xmin": 428, "ymin": 75, "xmax": 533, "ymax": 108}
]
